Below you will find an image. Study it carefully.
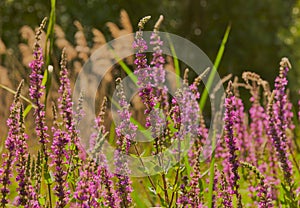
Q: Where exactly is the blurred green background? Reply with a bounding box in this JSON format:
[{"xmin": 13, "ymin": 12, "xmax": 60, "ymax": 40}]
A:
[{"xmin": 0, "ymin": 0, "xmax": 299, "ymax": 103}]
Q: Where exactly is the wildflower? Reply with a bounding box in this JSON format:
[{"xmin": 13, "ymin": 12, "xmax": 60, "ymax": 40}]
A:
[
  {"xmin": 32, "ymin": 151, "xmax": 42, "ymax": 196},
  {"xmin": 114, "ymin": 78, "xmax": 135, "ymax": 207},
  {"xmin": 219, "ymin": 171, "xmax": 233, "ymax": 208},
  {"xmin": 114, "ymin": 150, "xmax": 133, "ymax": 208},
  {"xmin": 150, "ymin": 15, "xmax": 166, "ymax": 87},
  {"xmin": 29, "ymin": 19, "xmax": 49, "ymax": 157},
  {"xmin": 267, "ymin": 93, "xmax": 293, "ymax": 187},
  {"xmin": 89, "ymin": 97, "xmax": 107, "ymax": 155},
  {"xmin": 274, "ymin": 58, "xmax": 293, "ymax": 131},
  {"xmin": 224, "ymin": 81, "xmax": 242, "ymax": 207},
  {"xmin": 98, "ymin": 153, "xmax": 119, "ymax": 208},
  {"xmin": 73, "ymin": 160, "xmax": 99, "ymax": 207},
  {"xmin": 0, "ymin": 81, "xmax": 23, "ymax": 207},
  {"xmin": 133, "ymin": 16, "xmax": 155, "ymax": 114},
  {"xmin": 51, "ymin": 127, "xmax": 70, "ymax": 207},
  {"xmin": 241, "ymin": 162, "xmax": 273, "ymax": 208},
  {"xmin": 233, "ymin": 94, "xmax": 248, "ymax": 160},
  {"xmin": 15, "ymin": 105, "xmax": 31, "ymax": 206},
  {"xmin": 89, "ymin": 97, "xmax": 119, "ymax": 207},
  {"xmin": 249, "ymin": 87, "xmax": 267, "ymax": 163},
  {"xmin": 115, "ymin": 78, "xmax": 137, "ymax": 152},
  {"xmin": 58, "ymin": 49, "xmax": 74, "ymax": 130},
  {"xmin": 177, "ymin": 176, "xmax": 190, "ymax": 206},
  {"xmin": 267, "ymin": 58, "xmax": 294, "ymax": 188}
]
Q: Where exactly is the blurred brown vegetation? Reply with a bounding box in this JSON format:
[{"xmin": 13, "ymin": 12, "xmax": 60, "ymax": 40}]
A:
[{"xmin": 0, "ymin": 10, "xmax": 176, "ymax": 148}]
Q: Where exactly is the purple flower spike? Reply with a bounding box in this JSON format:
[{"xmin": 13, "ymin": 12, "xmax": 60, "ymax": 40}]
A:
[
  {"xmin": 267, "ymin": 58, "xmax": 294, "ymax": 187},
  {"xmin": 0, "ymin": 80, "xmax": 24, "ymax": 207},
  {"xmin": 51, "ymin": 128, "xmax": 70, "ymax": 207},
  {"xmin": 29, "ymin": 29, "xmax": 49, "ymax": 157},
  {"xmin": 219, "ymin": 171, "xmax": 233, "ymax": 208},
  {"xmin": 15, "ymin": 105, "xmax": 32, "ymax": 206},
  {"xmin": 114, "ymin": 78, "xmax": 135, "ymax": 207},
  {"xmin": 241, "ymin": 162, "xmax": 273, "ymax": 208},
  {"xmin": 74, "ymin": 161, "xmax": 99, "ymax": 207},
  {"xmin": 224, "ymin": 82, "xmax": 242, "ymax": 207}
]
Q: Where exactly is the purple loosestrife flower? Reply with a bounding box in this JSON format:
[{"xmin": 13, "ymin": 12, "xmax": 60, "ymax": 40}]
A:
[
  {"xmin": 224, "ymin": 82, "xmax": 242, "ymax": 207},
  {"xmin": 147, "ymin": 16, "xmax": 170, "ymax": 141},
  {"xmin": 233, "ymin": 95, "xmax": 248, "ymax": 161},
  {"xmin": 210, "ymin": 166, "xmax": 219, "ymax": 208},
  {"xmin": 89, "ymin": 97, "xmax": 107, "ymax": 153},
  {"xmin": 133, "ymin": 16, "xmax": 156, "ymax": 114},
  {"xmin": 171, "ymin": 89, "xmax": 199, "ymax": 156},
  {"xmin": 98, "ymin": 154, "xmax": 120, "ymax": 208},
  {"xmin": 58, "ymin": 50, "xmax": 84, "ymax": 159},
  {"xmin": 174, "ymin": 75, "xmax": 200, "ymax": 137},
  {"xmin": 150, "ymin": 15, "xmax": 166, "ymax": 88},
  {"xmin": 241, "ymin": 162, "xmax": 273, "ymax": 208},
  {"xmin": 74, "ymin": 161, "xmax": 99, "ymax": 207},
  {"xmin": 188, "ymin": 113, "xmax": 207, "ymax": 166},
  {"xmin": 188, "ymin": 160, "xmax": 202, "ymax": 206},
  {"xmin": 50, "ymin": 51, "xmax": 82, "ymax": 207},
  {"xmin": 219, "ymin": 171, "xmax": 233, "ymax": 208},
  {"xmin": 51, "ymin": 127, "xmax": 70, "ymax": 207},
  {"xmin": 58, "ymin": 50, "xmax": 74, "ymax": 130},
  {"xmin": 89, "ymin": 98, "xmax": 119, "ymax": 207},
  {"xmin": 188, "ymin": 104, "xmax": 208, "ymax": 206},
  {"xmin": 249, "ymin": 89, "xmax": 267, "ymax": 164},
  {"xmin": 188, "ymin": 68, "xmax": 211, "ymax": 163},
  {"xmin": 177, "ymin": 176, "xmax": 191, "ymax": 207},
  {"xmin": 0, "ymin": 81, "xmax": 23, "ymax": 207},
  {"xmin": 114, "ymin": 78, "xmax": 135, "ymax": 207},
  {"xmin": 268, "ymin": 58, "xmax": 294, "ymax": 187},
  {"xmin": 115, "ymin": 78, "xmax": 137, "ymax": 152},
  {"xmin": 274, "ymin": 58, "xmax": 294, "ymax": 131},
  {"xmin": 32, "ymin": 151, "xmax": 42, "ymax": 197},
  {"xmin": 170, "ymin": 72, "xmax": 200, "ymax": 165},
  {"xmin": 114, "ymin": 153, "xmax": 133, "ymax": 208},
  {"xmin": 29, "ymin": 21, "xmax": 49, "ymax": 158},
  {"xmin": 74, "ymin": 90, "xmax": 85, "ymax": 127},
  {"xmin": 15, "ymin": 105, "xmax": 31, "ymax": 206},
  {"xmin": 267, "ymin": 94, "xmax": 293, "ymax": 186}
]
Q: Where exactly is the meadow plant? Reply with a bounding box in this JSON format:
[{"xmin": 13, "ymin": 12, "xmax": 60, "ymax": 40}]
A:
[{"xmin": 0, "ymin": 14, "xmax": 300, "ymax": 208}]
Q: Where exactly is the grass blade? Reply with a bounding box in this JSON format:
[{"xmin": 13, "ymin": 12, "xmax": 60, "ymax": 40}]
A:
[
  {"xmin": 0, "ymin": 83, "xmax": 36, "ymax": 110},
  {"xmin": 44, "ymin": 0, "xmax": 56, "ymax": 104},
  {"xmin": 199, "ymin": 24, "xmax": 231, "ymax": 110},
  {"xmin": 109, "ymin": 46, "xmax": 138, "ymax": 85}
]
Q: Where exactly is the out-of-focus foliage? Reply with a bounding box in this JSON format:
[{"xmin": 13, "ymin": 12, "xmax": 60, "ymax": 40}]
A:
[
  {"xmin": 0, "ymin": 0, "xmax": 298, "ymax": 101},
  {"xmin": 279, "ymin": 1, "xmax": 300, "ymax": 103}
]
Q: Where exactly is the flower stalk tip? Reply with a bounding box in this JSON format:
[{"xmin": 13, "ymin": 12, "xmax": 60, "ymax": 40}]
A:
[{"xmin": 138, "ymin": 16, "xmax": 151, "ymax": 30}]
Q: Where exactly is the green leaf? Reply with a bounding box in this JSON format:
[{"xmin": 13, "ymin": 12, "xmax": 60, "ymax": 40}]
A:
[
  {"xmin": 183, "ymin": 155, "xmax": 191, "ymax": 176},
  {"xmin": 38, "ymin": 196, "xmax": 46, "ymax": 206},
  {"xmin": 44, "ymin": 0, "xmax": 56, "ymax": 67},
  {"xmin": 132, "ymin": 190, "xmax": 148, "ymax": 208},
  {"xmin": 44, "ymin": 0, "xmax": 56, "ymax": 105},
  {"xmin": 109, "ymin": 46, "xmax": 138, "ymax": 84},
  {"xmin": 199, "ymin": 24, "xmax": 231, "ymax": 110},
  {"xmin": 23, "ymin": 104, "xmax": 32, "ymax": 118},
  {"xmin": 41, "ymin": 68, "xmax": 48, "ymax": 86},
  {"xmin": 0, "ymin": 84, "xmax": 36, "ymax": 107},
  {"xmin": 153, "ymin": 165, "xmax": 163, "ymax": 172},
  {"xmin": 44, "ymin": 171, "xmax": 54, "ymax": 185},
  {"xmin": 109, "ymin": 122, "xmax": 115, "ymax": 143}
]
